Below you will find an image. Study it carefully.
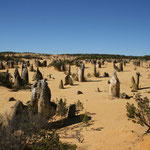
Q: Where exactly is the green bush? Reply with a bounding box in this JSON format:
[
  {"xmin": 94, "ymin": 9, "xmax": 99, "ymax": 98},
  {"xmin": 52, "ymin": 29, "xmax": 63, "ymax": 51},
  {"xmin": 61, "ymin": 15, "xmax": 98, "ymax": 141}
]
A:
[
  {"xmin": 94, "ymin": 72, "xmax": 100, "ymax": 77},
  {"xmin": 82, "ymin": 111, "xmax": 89, "ymax": 124},
  {"xmin": 56, "ymin": 98, "xmax": 68, "ymax": 117},
  {"xmin": 0, "ymin": 113, "xmax": 77, "ymax": 150},
  {"xmin": 87, "ymin": 73, "xmax": 92, "ymax": 78},
  {"xmin": 0, "ymin": 72, "xmax": 13, "ymax": 88},
  {"xmin": 126, "ymin": 95, "xmax": 150, "ymax": 133},
  {"xmin": 28, "ymin": 130, "xmax": 77, "ymax": 150},
  {"xmin": 49, "ymin": 61, "xmax": 66, "ymax": 71},
  {"xmin": 72, "ymin": 73, "xmax": 78, "ymax": 81},
  {"xmin": 74, "ymin": 100, "xmax": 84, "ymax": 115}
]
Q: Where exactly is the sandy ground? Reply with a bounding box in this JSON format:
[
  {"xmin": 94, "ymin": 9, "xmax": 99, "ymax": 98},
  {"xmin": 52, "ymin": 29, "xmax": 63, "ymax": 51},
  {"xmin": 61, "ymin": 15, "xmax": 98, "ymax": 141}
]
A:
[{"xmin": 0, "ymin": 59, "xmax": 150, "ymax": 150}]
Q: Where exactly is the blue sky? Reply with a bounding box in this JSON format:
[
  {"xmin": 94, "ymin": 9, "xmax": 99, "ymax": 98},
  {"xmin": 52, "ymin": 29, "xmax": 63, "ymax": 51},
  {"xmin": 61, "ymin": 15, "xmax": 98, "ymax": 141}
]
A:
[{"xmin": 0, "ymin": 0, "xmax": 150, "ymax": 56}]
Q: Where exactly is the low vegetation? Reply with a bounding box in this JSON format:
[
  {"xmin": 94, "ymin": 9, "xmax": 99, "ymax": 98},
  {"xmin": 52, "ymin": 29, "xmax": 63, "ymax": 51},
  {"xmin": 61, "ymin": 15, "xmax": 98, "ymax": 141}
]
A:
[
  {"xmin": 0, "ymin": 113, "xmax": 77, "ymax": 150},
  {"xmin": 75, "ymin": 100, "xmax": 84, "ymax": 115},
  {"xmin": 0, "ymin": 72, "xmax": 13, "ymax": 88},
  {"xmin": 126, "ymin": 93, "xmax": 150, "ymax": 133},
  {"xmin": 55, "ymin": 98, "xmax": 68, "ymax": 117}
]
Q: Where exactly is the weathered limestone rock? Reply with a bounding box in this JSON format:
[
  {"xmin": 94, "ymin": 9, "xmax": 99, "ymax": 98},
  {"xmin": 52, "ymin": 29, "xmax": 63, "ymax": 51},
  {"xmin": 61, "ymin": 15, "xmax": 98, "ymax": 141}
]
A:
[
  {"xmin": 61, "ymin": 64, "xmax": 65, "ymax": 71},
  {"xmin": 94, "ymin": 62, "xmax": 97, "ymax": 76},
  {"xmin": 64, "ymin": 75, "xmax": 73, "ymax": 85},
  {"xmin": 133, "ymin": 60, "xmax": 140, "ymax": 67},
  {"xmin": 67, "ymin": 104, "xmax": 76, "ymax": 119},
  {"xmin": 33, "ymin": 68, "xmax": 43, "ymax": 81},
  {"xmin": 35, "ymin": 60, "xmax": 41, "ymax": 67},
  {"xmin": 78, "ymin": 63, "xmax": 85, "ymax": 82},
  {"xmin": 131, "ymin": 76, "xmax": 135, "ymax": 87},
  {"xmin": 31, "ymin": 79, "xmax": 55, "ymax": 119},
  {"xmin": 31, "ymin": 82, "xmax": 39, "ymax": 114},
  {"xmin": 6, "ymin": 60, "xmax": 14, "ymax": 69},
  {"xmin": 21, "ymin": 65, "xmax": 29, "ymax": 84},
  {"xmin": 42, "ymin": 60, "xmax": 47, "ymax": 67},
  {"xmin": 5, "ymin": 69, "xmax": 10, "ymax": 82},
  {"xmin": 98, "ymin": 61, "xmax": 101, "ymax": 68},
  {"xmin": 10, "ymin": 60, "xmax": 14, "ymax": 68},
  {"xmin": 123, "ymin": 60, "xmax": 127, "ymax": 66},
  {"xmin": 148, "ymin": 63, "xmax": 150, "ymax": 68},
  {"xmin": 119, "ymin": 62, "xmax": 123, "ymax": 72},
  {"xmin": 101, "ymin": 60, "xmax": 105, "ymax": 65},
  {"xmin": 136, "ymin": 72, "xmax": 141, "ymax": 90},
  {"xmin": 68, "ymin": 64, "xmax": 71, "ymax": 75},
  {"xmin": 109, "ymin": 71, "xmax": 120, "ymax": 98},
  {"xmin": 0, "ymin": 61, "xmax": 5, "ymax": 70},
  {"xmin": 38, "ymin": 80, "xmax": 51, "ymax": 118},
  {"xmin": 97, "ymin": 87, "xmax": 101, "ymax": 92},
  {"xmin": 11, "ymin": 101, "xmax": 29, "ymax": 128},
  {"xmin": 103, "ymin": 72, "xmax": 109, "ymax": 77},
  {"xmin": 29, "ymin": 64, "xmax": 34, "ymax": 72},
  {"xmin": 9, "ymin": 97, "xmax": 16, "ymax": 101},
  {"xmin": 140, "ymin": 60, "xmax": 143, "ymax": 67},
  {"xmin": 59, "ymin": 80, "xmax": 64, "ymax": 89},
  {"xmin": 113, "ymin": 62, "xmax": 119, "ymax": 71},
  {"xmin": 14, "ymin": 68, "xmax": 22, "ymax": 88},
  {"xmin": 77, "ymin": 91, "xmax": 83, "ymax": 94},
  {"xmin": 26, "ymin": 61, "xmax": 30, "ymax": 67},
  {"xmin": 131, "ymin": 76, "xmax": 138, "ymax": 92}
]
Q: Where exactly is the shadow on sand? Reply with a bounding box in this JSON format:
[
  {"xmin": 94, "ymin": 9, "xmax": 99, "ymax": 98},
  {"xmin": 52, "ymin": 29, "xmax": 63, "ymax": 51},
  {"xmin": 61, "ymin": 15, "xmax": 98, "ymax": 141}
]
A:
[
  {"xmin": 85, "ymin": 79, "xmax": 102, "ymax": 83},
  {"xmin": 48, "ymin": 114, "xmax": 92, "ymax": 130},
  {"xmin": 139, "ymin": 87, "xmax": 150, "ymax": 90}
]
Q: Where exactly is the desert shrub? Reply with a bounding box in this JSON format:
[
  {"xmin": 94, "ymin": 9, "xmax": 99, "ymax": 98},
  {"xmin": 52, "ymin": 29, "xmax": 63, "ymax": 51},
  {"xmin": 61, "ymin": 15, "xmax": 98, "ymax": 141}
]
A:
[
  {"xmin": 72, "ymin": 73, "xmax": 78, "ymax": 81},
  {"xmin": 81, "ymin": 111, "xmax": 89, "ymax": 124},
  {"xmin": 49, "ymin": 60, "xmax": 66, "ymax": 71},
  {"xmin": 0, "ymin": 114, "xmax": 77, "ymax": 150},
  {"xmin": 56, "ymin": 98, "xmax": 68, "ymax": 117},
  {"xmin": 126, "ymin": 95, "xmax": 150, "ymax": 133},
  {"xmin": 94, "ymin": 72, "xmax": 100, "ymax": 77},
  {"xmin": 0, "ymin": 72, "xmax": 13, "ymax": 88},
  {"xmin": 87, "ymin": 73, "xmax": 92, "ymax": 78},
  {"xmin": 27, "ymin": 130, "xmax": 77, "ymax": 150},
  {"xmin": 62, "ymin": 60, "xmax": 73, "ymax": 65},
  {"xmin": 74, "ymin": 100, "xmax": 84, "ymax": 115},
  {"xmin": 74, "ymin": 61, "xmax": 80, "ymax": 67}
]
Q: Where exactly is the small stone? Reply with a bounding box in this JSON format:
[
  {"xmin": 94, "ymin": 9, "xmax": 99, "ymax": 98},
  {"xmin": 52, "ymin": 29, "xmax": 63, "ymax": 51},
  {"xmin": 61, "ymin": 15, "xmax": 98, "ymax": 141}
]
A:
[
  {"xmin": 9, "ymin": 97, "xmax": 16, "ymax": 101},
  {"xmin": 103, "ymin": 72, "xmax": 109, "ymax": 77},
  {"xmin": 77, "ymin": 91, "xmax": 83, "ymax": 95},
  {"xmin": 97, "ymin": 88, "xmax": 101, "ymax": 92}
]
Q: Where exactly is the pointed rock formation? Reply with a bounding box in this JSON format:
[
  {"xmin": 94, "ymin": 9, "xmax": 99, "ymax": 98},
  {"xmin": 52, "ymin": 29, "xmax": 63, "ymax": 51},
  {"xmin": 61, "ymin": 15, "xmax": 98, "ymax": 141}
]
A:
[
  {"xmin": 68, "ymin": 64, "xmax": 71, "ymax": 75},
  {"xmin": 31, "ymin": 79, "xmax": 55, "ymax": 119},
  {"xmin": 64, "ymin": 75, "xmax": 73, "ymax": 85},
  {"xmin": 136, "ymin": 72, "xmax": 141, "ymax": 90},
  {"xmin": 33, "ymin": 68, "xmax": 43, "ymax": 81},
  {"xmin": 14, "ymin": 68, "xmax": 22, "ymax": 88},
  {"xmin": 59, "ymin": 79, "xmax": 64, "ymax": 89},
  {"xmin": 78, "ymin": 63, "xmax": 85, "ymax": 82},
  {"xmin": 29, "ymin": 64, "xmax": 34, "ymax": 72},
  {"xmin": 119, "ymin": 62, "xmax": 123, "ymax": 72},
  {"xmin": 21, "ymin": 65, "xmax": 29, "ymax": 84},
  {"xmin": 109, "ymin": 71, "xmax": 120, "ymax": 98}
]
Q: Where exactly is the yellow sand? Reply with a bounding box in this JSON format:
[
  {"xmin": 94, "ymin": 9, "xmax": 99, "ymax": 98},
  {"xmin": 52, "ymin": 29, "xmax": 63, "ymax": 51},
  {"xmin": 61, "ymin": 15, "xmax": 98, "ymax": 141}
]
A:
[{"xmin": 0, "ymin": 58, "xmax": 150, "ymax": 150}]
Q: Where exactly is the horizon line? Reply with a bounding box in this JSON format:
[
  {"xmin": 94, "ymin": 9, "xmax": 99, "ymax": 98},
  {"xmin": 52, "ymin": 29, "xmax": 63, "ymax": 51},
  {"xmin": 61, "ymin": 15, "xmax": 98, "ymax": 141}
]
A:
[{"xmin": 0, "ymin": 51, "xmax": 149, "ymax": 57}]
